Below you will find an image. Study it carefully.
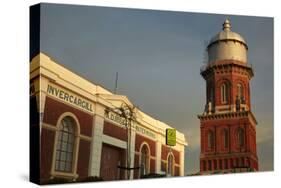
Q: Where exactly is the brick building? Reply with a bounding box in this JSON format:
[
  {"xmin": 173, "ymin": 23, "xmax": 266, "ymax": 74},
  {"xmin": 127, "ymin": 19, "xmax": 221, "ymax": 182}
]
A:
[
  {"xmin": 30, "ymin": 53, "xmax": 187, "ymax": 184},
  {"xmin": 198, "ymin": 19, "xmax": 259, "ymax": 174}
]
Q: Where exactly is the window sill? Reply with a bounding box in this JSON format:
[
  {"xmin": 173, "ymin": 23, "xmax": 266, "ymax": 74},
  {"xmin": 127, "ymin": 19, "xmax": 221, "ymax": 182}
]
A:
[{"xmin": 50, "ymin": 171, "xmax": 79, "ymax": 180}]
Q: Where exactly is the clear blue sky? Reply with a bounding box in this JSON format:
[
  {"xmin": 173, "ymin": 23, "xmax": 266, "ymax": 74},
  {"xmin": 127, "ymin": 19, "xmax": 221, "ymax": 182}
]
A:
[{"xmin": 39, "ymin": 3, "xmax": 273, "ymax": 174}]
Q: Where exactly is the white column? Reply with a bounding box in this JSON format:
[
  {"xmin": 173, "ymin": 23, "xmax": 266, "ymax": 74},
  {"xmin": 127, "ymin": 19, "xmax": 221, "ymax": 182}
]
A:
[
  {"xmin": 129, "ymin": 125, "xmax": 136, "ymax": 179},
  {"xmin": 155, "ymin": 130, "xmax": 165, "ymax": 174},
  {"xmin": 88, "ymin": 104, "xmax": 105, "ymax": 177},
  {"xmin": 156, "ymin": 140, "xmax": 162, "ymax": 174},
  {"xmin": 179, "ymin": 147, "xmax": 185, "ymax": 176},
  {"xmin": 39, "ymin": 76, "xmax": 48, "ymax": 134}
]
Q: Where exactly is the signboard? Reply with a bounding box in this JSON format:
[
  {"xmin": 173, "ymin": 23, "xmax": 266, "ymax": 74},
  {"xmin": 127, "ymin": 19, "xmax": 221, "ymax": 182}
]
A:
[
  {"xmin": 105, "ymin": 110, "xmax": 127, "ymax": 126},
  {"xmin": 166, "ymin": 128, "xmax": 176, "ymax": 146},
  {"xmin": 104, "ymin": 109, "xmax": 156, "ymax": 139},
  {"xmin": 47, "ymin": 84, "xmax": 93, "ymax": 113},
  {"xmin": 135, "ymin": 126, "xmax": 156, "ymax": 139}
]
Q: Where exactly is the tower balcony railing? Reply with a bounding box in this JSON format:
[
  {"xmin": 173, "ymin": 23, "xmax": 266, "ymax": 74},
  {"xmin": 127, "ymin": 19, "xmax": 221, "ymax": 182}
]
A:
[{"xmin": 200, "ymin": 60, "xmax": 254, "ymax": 74}]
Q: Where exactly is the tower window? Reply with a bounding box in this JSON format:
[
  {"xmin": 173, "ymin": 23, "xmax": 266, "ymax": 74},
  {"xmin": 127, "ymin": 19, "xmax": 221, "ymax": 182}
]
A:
[
  {"xmin": 207, "ymin": 130, "xmax": 215, "ymax": 149},
  {"xmin": 219, "ymin": 159, "xmax": 223, "ymax": 170},
  {"xmin": 55, "ymin": 116, "xmax": 76, "ymax": 173},
  {"xmin": 237, "ymin": 83, "xmax": 244, "ymax": 99},
  {"xmin": 203, "ymin": 160, "xmax": 206, "ymax": 171},
  {"xmin": 237, "ymin": 128, "xmax": 245, "ymax": 147},
  {"xmin": 214, "ymin": 160, "xmax": 217, "ymax": 170},
  {"xmin": 208, "ymin": 160, "xmax": 212, "ymax": 171},
  {"xmin": 221, "ymin": 83, "xmax": 229, "ymax": 103},
  {"xmin": 224, "ymin": 159, "xmax": 228, "ymax": 169},
  {"xmin": 223, "ymin": 129, "xmax": 229, "ymax": 148}
]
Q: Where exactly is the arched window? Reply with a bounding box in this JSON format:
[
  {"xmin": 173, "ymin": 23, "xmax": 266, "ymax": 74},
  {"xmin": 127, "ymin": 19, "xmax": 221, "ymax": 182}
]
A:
[
  {"xmin": 208, "ymin": 85, "xmax": 214, "ymax": 104},
  {"xmin": 140, "ymin": 144, "xmax": 150, "ymax": 176},
  {"xmin": 55, "ymin": 116, "xmax": 76, "ymax": 172},
  {"xmin": 221, "ymin": 83, "xmax": 229, "ymax": 103},
  {"xmin": 237, "ymin": 128, "xmax": 245, "ymax": 147},
  {"xmin": 223, "ymin": 129, "xmax": 229, "ymax": 148},
  {"xmin": 237, "ymin": 83, "xmax": 243, "ymax": 99},
  {"xmin": 167, "ymin": 153, "xmax": 174, "ymax": 176},
  {"xmin": 224, "ymin": 159, "xmax": 228, "ymax": 169},
  {"xmin": 207, "ymin": 131, "xmax": 214, "ymax": 149}
]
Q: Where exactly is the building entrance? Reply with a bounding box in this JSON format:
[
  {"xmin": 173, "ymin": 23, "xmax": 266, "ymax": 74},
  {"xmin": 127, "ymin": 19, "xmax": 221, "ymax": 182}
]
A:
[{"xmin": 100, "ymin": 143, "xmax": 126, "ymax": 181}]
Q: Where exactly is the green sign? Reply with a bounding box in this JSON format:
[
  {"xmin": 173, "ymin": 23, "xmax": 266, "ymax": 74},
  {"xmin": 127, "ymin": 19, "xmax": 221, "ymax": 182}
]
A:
[{"xmin": 166, "ymin": 128, "xmax": 176, "ymax": 146}]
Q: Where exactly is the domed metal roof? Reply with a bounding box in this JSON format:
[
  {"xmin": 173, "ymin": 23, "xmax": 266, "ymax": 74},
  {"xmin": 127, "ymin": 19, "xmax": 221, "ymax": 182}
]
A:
[{"xmin": 208, "ymin": 19, "xmax": 248, "ymax": 49}]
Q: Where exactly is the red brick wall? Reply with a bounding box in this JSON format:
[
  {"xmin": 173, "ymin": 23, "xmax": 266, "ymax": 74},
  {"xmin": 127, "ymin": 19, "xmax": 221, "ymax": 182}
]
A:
[
  {"xmin": 161, "ymin": 145, "xmax": 180, "ymax": 165},
  {"xmin": 103, "ymin": 121, "xmax": 127, "ymax": 141},
  {"xmin": 201, "ymin": 117, "xmax": 255, "ymax": 154},
  {"xmin": 161, "ymin": 161, "xmax": 166, "ymax": 172},
  {"xmin": 77, "ymin": 139, "xmax": 91, "ymax": 181},
  {"xmin": 174, "ymin": 166, "xmax": 180, "ymax": 176},
  {"xmin": 212, "ymin": 65, "xmax": 251, "ymax": 109},
  {"xmin": 43, "ymin": 97, "xmax": 93, "ymax": 137},
  {"xmin": 41, "ymin": 97, "xmax": 93, "ymax": 181},
  {"xmin": 135, "ymin": 134, "xmax": 156, "ymax": 156},
  {"xmin": 200, "ymin": 116, "xmax": 258, "ymax": 172},
  {"xmin": 150, "ymin": 159, "xmax": 156, "ymax": 173},
  {"xmin": 40, "ymin": 128, "xmax": 55, "ymax": 183}
]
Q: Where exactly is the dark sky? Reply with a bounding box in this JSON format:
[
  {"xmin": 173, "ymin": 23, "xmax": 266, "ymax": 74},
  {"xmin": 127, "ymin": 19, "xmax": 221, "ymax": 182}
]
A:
[{"xmin": 40, "ymin": 3, "xmax": 273, "ymax": 174}]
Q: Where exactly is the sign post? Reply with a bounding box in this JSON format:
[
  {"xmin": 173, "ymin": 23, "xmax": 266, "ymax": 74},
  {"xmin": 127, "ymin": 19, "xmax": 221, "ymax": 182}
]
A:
[
  {"xmin": 166, "ymin": 128, "xmax": 176, "ymax": 176},
  {"xmin": 166, "ymin": 128, "xmax": 176, "ymax": 146}
]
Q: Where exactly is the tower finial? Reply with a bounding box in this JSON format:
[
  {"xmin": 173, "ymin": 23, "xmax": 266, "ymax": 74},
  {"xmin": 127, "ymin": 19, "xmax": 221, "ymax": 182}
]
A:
[{"xmin": 223, "ymin": 18, "xmax": 231, "ymax": 31}]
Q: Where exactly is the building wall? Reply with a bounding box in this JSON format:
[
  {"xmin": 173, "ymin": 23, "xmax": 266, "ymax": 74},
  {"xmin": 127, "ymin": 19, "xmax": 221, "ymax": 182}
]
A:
[
  {"xmin": 77, "ymin": 139, "xmax": 91, "ymax": 181},
  {"xmin": 43, "ymin": 97, "xmax": 93, "ymax": 137},
  {"xmin": 32, "ymin": 53, "xmax": 186, "ymax": 182},
  {"xmin": 40, "ymin": 128, "xmax": 55, "ymax": 184},
  {"xmin": 103, "ymin": 121, "xmax": 127, "ymax": 142},
  {"xmin": 41, "ymin": 97, "xmax": 93, "ymax": 182}
]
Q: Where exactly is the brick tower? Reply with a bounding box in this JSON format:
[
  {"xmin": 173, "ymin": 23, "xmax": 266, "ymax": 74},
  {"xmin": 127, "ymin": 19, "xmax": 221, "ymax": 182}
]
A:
[{"xmin": 198, "ymin": 19, "xmax": 258, "ymax": 174}]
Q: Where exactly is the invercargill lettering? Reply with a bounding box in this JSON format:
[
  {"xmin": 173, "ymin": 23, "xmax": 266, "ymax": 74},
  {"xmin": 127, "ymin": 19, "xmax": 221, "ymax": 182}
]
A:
[{"xmin": 47, "ymin": 85, "xmax": 93, "ymax": 112}]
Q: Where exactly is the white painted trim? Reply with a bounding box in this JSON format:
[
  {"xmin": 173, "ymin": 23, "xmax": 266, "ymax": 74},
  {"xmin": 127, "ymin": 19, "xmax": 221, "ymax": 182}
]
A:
[
  {"xmin": 102, "ymin": 135, "xmax": 127, "ymax": 149},
  {"xmin": 88, "ymin": 114, "xmax": 104, "ymax": 177},
  {"xmin": 50, "ymin": 112, "xmax": 80, "ymax": 180}
]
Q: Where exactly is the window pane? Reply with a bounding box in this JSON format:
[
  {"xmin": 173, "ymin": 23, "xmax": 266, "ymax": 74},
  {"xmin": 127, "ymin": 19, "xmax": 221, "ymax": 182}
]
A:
[
  {"xmin": 55, "ymin": 161, "xmax": 60, "ymax": 170},
  {"xmin": 66, "ymin": 153, "xmax": 73, "ymax": 162},
  {"xmin": 65, "ymin": 162, "xmax": 72, "ymax": 172},
  {"xmin": 56, "ymin": 151, "xmax": 60, "ymax": 160},
  {"xmin": 59, "ymin": 161, "xmax": 66, "ymax": 171},
  {"xmin": 61, "ymin": 142, "xmax": 67, "ymax": 151},
  {"xmin": 67, "ymin": 143, "xmax": 73, "ymax": 152},
  {"xmin": 62, "ymin": 132, "xmax": 68, "ymax": 142},
  {"xmin": 60, "ymin": 151, "xmax": 67, "ymax": 161},
  {"xmin": 68, "ymin": 135, "xmax": 74, "ymax": 144},
  {"xmin": 68, "ymin": 125, "xmax": 74, "ymax": 133}
]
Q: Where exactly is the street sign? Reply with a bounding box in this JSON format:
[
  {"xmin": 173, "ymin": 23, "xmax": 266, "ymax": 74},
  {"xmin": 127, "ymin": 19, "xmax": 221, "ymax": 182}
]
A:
[{"xmin": 166, "ymin": 128, "xmax": 176, "ymax": 146}]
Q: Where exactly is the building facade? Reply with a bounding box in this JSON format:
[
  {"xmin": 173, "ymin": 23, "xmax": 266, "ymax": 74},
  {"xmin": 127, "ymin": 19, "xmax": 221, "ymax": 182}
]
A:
[
  {"xmin": 198, "ymin": 19, "xmax": 259, "ymax": 174},
  {"xmin": 30, "ymin": 53, "xmax": 187, "ymax": 184}
]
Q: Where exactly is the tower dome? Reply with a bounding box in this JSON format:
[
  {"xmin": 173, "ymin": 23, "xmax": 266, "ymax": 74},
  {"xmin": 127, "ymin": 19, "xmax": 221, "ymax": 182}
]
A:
[{"xmin": 207, "ymin": 19, "xmax": 248, "ymax": 63}]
